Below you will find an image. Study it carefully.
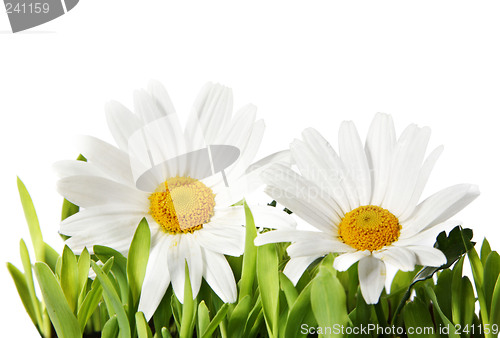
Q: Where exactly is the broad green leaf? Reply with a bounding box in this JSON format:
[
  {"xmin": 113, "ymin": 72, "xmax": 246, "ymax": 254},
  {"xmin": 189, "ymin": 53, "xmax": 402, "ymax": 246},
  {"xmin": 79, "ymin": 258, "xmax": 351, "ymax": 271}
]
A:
[
  {"xmin": 34, "ymin": 262, "xmax": 82, "ymax": 338},
  {"xmin": 162, "ymin": 327, "xmax": 173, "ymax": 338},
  {"xmin": 403, "ymin": 299, "xmax": 437, "ymax": 338},
  {"xmin": 197, "ymin": 301, "xmax": 210, "ymax": 338},
  {"xmin": 228, "ymin": 295, "xmax": 252, "ymax": 337},
  {"xmin": 180, "ymin": 265, "xmax": 196, "ymax": 338},
  {"xmin": 484, "ymin": 251, "xmax": 500, "ymax": 313},
  {"xmin": 452, "ymin": 275, "xmax": 475, "ymax": 329},
  {"xmin": 434, "ymin": 269, "xmax": 453, "ymax": 320},
  {"xmin": 77, "ymin": 257, "xmax": 114, "ymax": 331},
  {"xmin": 136, "ymin": 312, "xmax": 153, "ymax": 338},
  {"xmin": 61, "ymin": 245, "xmax": 79, "ymax": 313},
  {"xmin": 392, "ymin": 226, "xmax": 474, "ymax": 322},
  {"xmin": 257, "ymin": 243, "xmax": 280, "ymax": 337},
  {"xmin": 481, "ymin": 238, "xmax": 492, "ymax": 265},
  {"xmin": 424, "ymin": 284, "xmax": 460, "ymax": 338},
  {"xmin": 239, "ymin": 202, "xmax": 258, "ymax": 301},
  {"xmin": 19, "ymin": 239, "xmax": 42, "ymax": 327},
  {"xmin": 44, "ymin": 242, "xmax": 60, "ymax": 272},
  {"xmin": 91, "ymin": 260, "xmax": 130, "ymax": 338},
  {"xmin": 201, "ymin": 303, "xmax": 229, "ymax": 338},
  {"xmin": 127, "ymin": 218, "xmax": 151, "ymax": 307},
  {"xmin": 77, "ymin": 248, "xmax": 90, "ymax": 305},
  {"xmin": 490, "ymin": 274, "xmax": 500, "ymax": 328},
  {"xmin": 280, "ymin": 273, "xmax": 298, "ymax": 311},
  {"xmin": 17, "ymin": 177, "xmax": 44, "ymax": 262},
  {"xmin": 310, "ymin": 264, "xmax": 348, "ymax": 338},
  {"xmin": 6, "ymin": 262, "xmax": 39, "ymax": 330},
  {"xmin": 285, "ymin": 282, "xmax": 314, "ymax": 338},
  {"xmin": 94, "ymin": 245, "xmax": 129, "ymax": 303},
  {"xmin": 101, "ymin": 315, "xmax": 119, "ymax": 338}
]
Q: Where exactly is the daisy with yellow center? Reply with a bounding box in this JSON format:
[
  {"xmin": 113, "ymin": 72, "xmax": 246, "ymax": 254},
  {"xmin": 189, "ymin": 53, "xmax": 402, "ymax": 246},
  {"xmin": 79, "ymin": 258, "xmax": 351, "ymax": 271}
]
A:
[
  {"xmin": 255, "ymin": 113, "xmax": 479, "ymax": 304},
  {"xmin": 55, "ymin": 81, "xmax": 292, "ymax": 320}
]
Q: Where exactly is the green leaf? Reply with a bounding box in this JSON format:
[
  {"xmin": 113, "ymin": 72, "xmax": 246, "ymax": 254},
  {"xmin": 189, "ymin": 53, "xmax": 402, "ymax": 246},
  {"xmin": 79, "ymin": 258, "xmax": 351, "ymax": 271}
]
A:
[
  {"xmin": 239, "ymin": 202, "xmax": 258, "ymax": 302},
  {"xmin": 101, "ymin": 315, "xmax": 119, "ymax": 338},
  {"xmin": 451, "ymin": 275, "xmax": 475, "ymax": 329},
  {"xmin": 201, "ymin": 303, "xmax": 229, "ymax": 338},
  {"xmin": 490, "ymin": 274, "xmax": 500, "ymax": 328},
  {"xmin": 44, "ymin": 242, "xmax": 60, "ymax": 272},
  {"xmin": 228, "ymin": 295, "xmax": 252, "ymax": 337},
  {"xmin": 34, "ymin": 262, "xmax": 82, "ymax": 338},
  {"xmin": 257, "ymin": 243, "xmax": 280, "ymax": 337},
  {"xmin": 481, "ymin": 238, "xmax": 492, "ymax": 265},
  {"xmin": 180, "ymin": 264, "xmax": 196, "ymax": 338},
  {"xmin": 77, "ymin": 257, "xmax": 113, "ymax": 331},
  {"xmin": 127, "ymin": 218, "xmax": 151, "ymax": 307},
  {"xmin": 19, "ymin": 239, "xmax": 43, "ymax": 327},
  {"xmin": 77, "ymin": 248, "xmax": 90, "ymax": 304},
  {"xmin": 162, "ymin": 327, "xmax": 173, "ymax": 338},
  {"xmin": 153, "ymin": 288, "xmax": 173, "ymax": 335},
  {"xmin": 280, "ymin": 273, "xmax": 298, "ymax": 311},
  {"xmin": 91, "ymin": 260, "xmax": 130, "ymax": 338},
  {"xmin": 310, "ymin": 263, "xmax": 348, "ymax": 338},
  {"xmin": 403, "ymin": 299, "xmax": 437, "ymax": 338},
  {"xmin": 136, "ymin": 311, "xmax": 153, "ymax": 338},
  {"xmin": 197, "ymin": 301, "xmax": 210, "ymax": 337},
  {"xmin": 6, "ymin": 262, "xmax": 39, "ymax": 330},
  {"xmin": 434, "ymin": 269, "xmax": 453, "ymax": 320},
  {"xmin": 94, "ymin": 245, "xmax": 129, "ymax": 304},
  {"xmin": 61, "ymin": 245, "xmax": 79, "ymax": 313},
  {"xmin": 17, "ymin": 177, "xmax": 44, "ymax": 262},
  {"xmin": 424, "ymin": 284, "xmax": 460, "ymax": 338},
  {"xmin": 484, "ymin": 251, "xmax": 500, "ymax": 313},
  {"xmin": 392, "ymin": 226, "xmax": 474, "ymax": 322},
  {"xmin": 285, "ymin": 282, "xmax": 314, "ymax": 338}
]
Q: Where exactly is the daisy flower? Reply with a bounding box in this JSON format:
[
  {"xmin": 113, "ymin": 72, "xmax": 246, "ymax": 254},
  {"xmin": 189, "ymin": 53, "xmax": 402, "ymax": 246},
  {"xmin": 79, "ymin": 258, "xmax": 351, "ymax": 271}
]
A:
[
  {"xmin": 255, "ymin": 113, "xmax": 479, "ymax": 304},
  {"xmin": 55, "ymin": 81, "xmax": 291, "ymax": 319}
]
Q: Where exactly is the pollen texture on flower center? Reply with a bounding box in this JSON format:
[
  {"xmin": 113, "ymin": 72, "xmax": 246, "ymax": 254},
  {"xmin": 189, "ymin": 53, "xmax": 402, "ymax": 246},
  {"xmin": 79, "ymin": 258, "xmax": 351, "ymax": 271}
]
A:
[
  {"xmin": 338, "ymin": 205, "xmax": 401, "ymax": 251},
  {"xmin": 149, "ymin": 176, "xmax": 215, "ymax": 234}
]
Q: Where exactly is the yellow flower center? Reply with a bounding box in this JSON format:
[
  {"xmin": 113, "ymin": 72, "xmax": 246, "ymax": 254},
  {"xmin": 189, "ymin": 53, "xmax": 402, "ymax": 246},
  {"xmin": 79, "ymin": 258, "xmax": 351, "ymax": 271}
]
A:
[
  {"xmin": 149, "ymin": 176, "xmax": 215, "ymax": 234},
  {"xmin": 338, "ymin": 205, "xmax": 401, "ymax": 251}
]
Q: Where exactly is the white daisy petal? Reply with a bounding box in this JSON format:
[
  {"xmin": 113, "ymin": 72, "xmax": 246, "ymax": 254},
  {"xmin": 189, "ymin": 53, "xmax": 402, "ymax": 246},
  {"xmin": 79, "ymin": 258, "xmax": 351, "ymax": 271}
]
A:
[
  {"xmin": 382, "ymin": 125, "xmax": 431, "ymax": 217},
  {"xmin": 338, "ymin": 121, "xmax": 371, "ymax": 206},
  {"xmin": 403, "ymin": 184, "xmax": 480, "ymax": 237},
  {"xmin": 134, "ymin": 89, "xmax": 167, "ymax": 124},
  {"xmin": 166, "ymin": 235, "xmax": 187, "ymax": 303},
  {"xmin": 254, "ymin": 230, "xmax": 323, "ymax": 246},
  {"xmin": 195, "ymin": 226, "xmax": 244, "ymax": 257},
  {"xmin": 399, "ymin": 145, "xmax": 444, "ymax": 222},
  {"xmin": 201, "ymin": 249, "xmax": 237, "ymax": 303},
  {"xmin": 147, "ymin": 80, "xmax": 176, "ymax": 116},
  {"xmin": 105, "ymin": 100, "xmax": 142, "ymax": 151},
  {"xmin": 374, "ymin": 247, "xmax": 416, "ymax": 271},
  {"xmin": 406, "ymin": 245, "xmax": 446, "ymax": 267},
  {"xmin": 287, "ymin": 238, "xmax": 355, "ymax": 257},
  {"xmin": 358, "ymin": 256, "xmax": 386, "ymax": 304},
  {"xmin": 57, "ymin": 175, "xmax": 150, "ymax": 208},
  {"xmin": 184, "ymin": 235, "xmax": 204, "ymax": 299},
  {"xmin": 138, "ymin": 236, "xmax": 171, "ymax": 320},
  {"xmin": 76, "ymin": 136, "xmax": 134, "ymax": 185},
  {"xmin": 283, "ymin": 255, "xmax": 321, "ymax": 285},
  {"xmin": 53, "ymin": 160, "xmax": 106, "ymax": 179},
  {"xmin": 333, "ymin": 250, "xmax": 371, "ymax": 271},
  {"xmin": 365, "ymin": 113, "xmax": 396, "ymax": 206}
]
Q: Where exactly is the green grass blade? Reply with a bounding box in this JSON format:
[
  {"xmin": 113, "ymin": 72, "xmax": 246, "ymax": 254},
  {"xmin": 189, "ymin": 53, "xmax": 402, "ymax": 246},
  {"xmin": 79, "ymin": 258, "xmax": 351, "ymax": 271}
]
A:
[
  {"xmin": 127, "ymin": 218, "xmax": 151, "ymax": 307},
  {"xmin": 6, "ymin": 262, "xmax": 39, "ymax": 330},
  {"xmin": 424, "ymin": 284, "xmax": 460, "ymax": 338},
  {"xmin": 34, "ymin": 262, "xmax": 82, "ymax": 338},
  {"xmin": 310, "ymin": 264, "xmax": 348, "ymax": 338},
  {"xmin": 17, "ymin": 177, "xmax": 44, "ymax": 262},
  {"xmin": 197, "ymin": 301, "xmax": 210, "ymax": 337},
  {"xmin": 279, "ymin": 273, "xmax": 298, "ymax": 312},
  {"xmin": 77, "ymin": 248, "xmax": 90, "ymax": 305},
  {"xmin": 403, "ymin": 299, "xmax": 437, "ymax": 338},
  {"xmin": 481, "ymin": 238, "xmax": 492, "ymax": 265},
  {"xmin": 101, "ymin": 315, "xmax": 119, "ymax": 338},
  {"xmin": 77, "ymin": 257, "xmax": 114, "ymax": 331},
  {"xmin": 227, "ymin": 295, "xmax": 252, "ymax": 337},
  {"xmin": 91, "ymin": 260, "xmax": 131, "ymax": 338},
  {"xmin": 257, "ymin": 243, "xmax": 280, "ymax": 338},
  {"xmin": 136, "ymin": 311, "xmax": 153, "ymax": 338},
  {"xmin": 94, "ymin": 245, "xmax": 129, "ymax": 304},
  {"xmin": 19, "ymin": 239, "xmax": 43, "ymax": 327},
  {"xmin": 239, "ymin": 202, "xmax": 258, "ymax": 302},
  {"xmin": 180, "ymin": 264, "xmax": 196, "ymax": 338},
  {"xmin": 61, "ymin": 245, "xmax": 79, "ymax": 313},
  {"xmin": 43, "ymin": 242, "xmax": 60, "ymax": 272},
  {"xmin": 201, "ymin": 303, "xmax": 229, "ymax": 338},
  {"xmin": 285, "ymin": 282, "xmax": 314, "ymax": 338},
  {"xmin": 484, "ymin": 251, "xmax": 500, "ymax": 313},
  {"xmin": 489, "ymin": 274, "xmax": 500, "ymax": 328}
]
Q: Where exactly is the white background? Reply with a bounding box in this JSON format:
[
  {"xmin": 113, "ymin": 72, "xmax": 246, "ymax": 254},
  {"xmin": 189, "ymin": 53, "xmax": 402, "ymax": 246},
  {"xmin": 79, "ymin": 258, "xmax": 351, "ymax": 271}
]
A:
[{"xmin": 1, "ymin": 1, "xmax": 499, "ymax": 336}]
